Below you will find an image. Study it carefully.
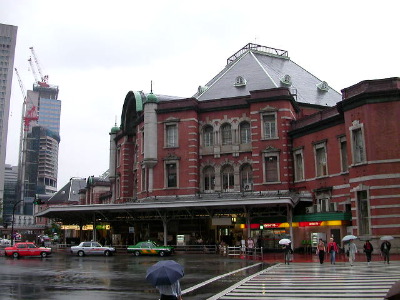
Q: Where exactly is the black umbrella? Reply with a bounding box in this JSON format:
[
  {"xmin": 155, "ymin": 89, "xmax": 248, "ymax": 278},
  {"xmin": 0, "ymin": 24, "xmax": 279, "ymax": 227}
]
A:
[
  {"xmin": 385, "ymin": 280, "xmax": 400, "ymax": 300},
  {"xmin": 146, "ymin": 260, "xmax": 184, "ymax": 286}
]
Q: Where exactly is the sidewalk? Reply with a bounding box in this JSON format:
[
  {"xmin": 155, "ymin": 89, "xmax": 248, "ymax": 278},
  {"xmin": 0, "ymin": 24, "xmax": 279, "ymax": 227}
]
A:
[{"xmin": 250, "ymin": 252, "xmax": 400, "ymax": 264}]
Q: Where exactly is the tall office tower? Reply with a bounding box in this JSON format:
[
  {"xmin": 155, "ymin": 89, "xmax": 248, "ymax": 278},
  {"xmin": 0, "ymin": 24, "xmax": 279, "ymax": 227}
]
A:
[
  {"xmin": 3, "ymin": 164, "xmax": 18, "ymax": 224},
  {"xmin": 0, "ymin": 24, "xmax": 17, "ymax": 216},
  {"xmin": 23, "ymin": 83, "xmax": 61, "ymax": 200}
]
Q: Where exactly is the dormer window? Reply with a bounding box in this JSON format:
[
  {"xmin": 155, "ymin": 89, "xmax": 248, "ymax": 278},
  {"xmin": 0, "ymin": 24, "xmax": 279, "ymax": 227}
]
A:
[
  {"xmin": 280, "ymin": 74, "xmax": 292, "ymax": 86},
  {"xmin": 317, "ymin": 81, "xmax": 329, "ymax": 91},
  {"xmin": 234, "ymin": 76, "xmax": 247, "ymax": 87},
  {"xmin": 198, "ymin": 85, "xmax": 208, "ymax": 94}
]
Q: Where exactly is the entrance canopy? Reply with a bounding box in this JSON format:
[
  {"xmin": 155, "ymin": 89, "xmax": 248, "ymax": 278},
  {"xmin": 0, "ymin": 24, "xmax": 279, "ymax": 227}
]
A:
[{"xmin": 36, "ymin": 192, "xmax": 309, "ymax": 224}]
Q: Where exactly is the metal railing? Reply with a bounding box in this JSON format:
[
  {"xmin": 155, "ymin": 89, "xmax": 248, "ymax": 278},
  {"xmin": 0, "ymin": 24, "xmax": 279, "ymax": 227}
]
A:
[{"xmin": 219, "ymin": 245, "xmax": 264, "ymax": 260}]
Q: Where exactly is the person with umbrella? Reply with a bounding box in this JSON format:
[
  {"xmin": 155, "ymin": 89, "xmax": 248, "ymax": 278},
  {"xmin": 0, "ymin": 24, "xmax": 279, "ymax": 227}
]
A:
[
  {"xmin": 146, "ymin": 260, "xmax": 184, "ymax": 300},
  {"xmin": 381, "ymin": 239, "xmax": 392, "ymax": 264},
  {"xmin": 279, "ymin": 239, "xmax": 292, "ymax": 265},
  {"xmin": 347, "ymin": 239, "xmax": 358, "ymax": 266}
]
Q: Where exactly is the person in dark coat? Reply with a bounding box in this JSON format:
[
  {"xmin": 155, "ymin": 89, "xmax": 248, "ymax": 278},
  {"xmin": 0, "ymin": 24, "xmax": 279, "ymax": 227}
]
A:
[
  {"xmin": 363, "ymin": 240, "xmax": 373, "ymax": 265},
  {"xmin": 282, "ymin": 243, "xmax": 293, "ymax": 265},
  {"xmin": 381, "ymin": 240, "xmax": 391, "ymax": 264}
]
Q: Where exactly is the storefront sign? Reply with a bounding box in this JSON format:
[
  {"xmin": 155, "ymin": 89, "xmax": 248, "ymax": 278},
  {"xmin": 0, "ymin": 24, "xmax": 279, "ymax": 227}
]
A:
[{"xmin": 299, "ymin": 221, "xmax": 322, "ymax": 227}]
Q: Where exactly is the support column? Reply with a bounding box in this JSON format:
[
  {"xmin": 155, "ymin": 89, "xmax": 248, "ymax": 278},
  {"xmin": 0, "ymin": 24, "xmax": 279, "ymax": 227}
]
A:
[
  {"xmin": 93, "ymin": 213, "xmax": 97, "ymax": 242},
  {"xmin": 287, "ymin": 204, "xmax": 294, "ymax": 245}
]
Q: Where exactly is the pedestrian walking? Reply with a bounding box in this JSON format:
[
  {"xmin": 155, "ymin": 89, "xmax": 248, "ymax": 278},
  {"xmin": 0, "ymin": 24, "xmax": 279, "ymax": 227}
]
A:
[
  {"xmin": 282, "ymin": 243, "xmax": 293, "ymax": 265},
  {"xmin": 240, "ymin": 237, "xmax": 246, "ymax": 254},
  {"xmin": 247, "ymin": 237, "xmax": 254, "ymax": 255},
  {"xmin": 327, "ymin": 237, "xmax": 339, "ymax": 264},
  {"xmin": 347, "ymin": 239, "xmax": 357, "ymax": 266},
  {"xmin": 381, "ymin": 240, "xmax": 391, "ymax": 264},
  {"xmin": 363, "ymin": 240, "xmax": 374, "ymax": 265},
  {"xmin": 316, "ymin": 238, "xmax": 326, "ymax": 264}
]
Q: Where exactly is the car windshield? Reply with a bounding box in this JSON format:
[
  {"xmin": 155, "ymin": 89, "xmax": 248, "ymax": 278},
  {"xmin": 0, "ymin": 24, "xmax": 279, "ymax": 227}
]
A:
[
  {"xmin": 28, "ymin": 244, "xmax": 37, "ymax": 248},
  {"xmin": 92, "ymin": 242, "xmax": 102, "ymax": 247}
]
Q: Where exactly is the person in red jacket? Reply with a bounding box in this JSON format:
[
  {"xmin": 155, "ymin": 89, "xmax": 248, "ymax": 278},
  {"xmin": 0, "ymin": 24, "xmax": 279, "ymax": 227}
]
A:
[
  {"xmin": 363, "ymin": 240, "xmax": 374, "ymax": 265},
  {"xmin": 327, "ymin": 237, "xmax": 339, "ymax": 264}
]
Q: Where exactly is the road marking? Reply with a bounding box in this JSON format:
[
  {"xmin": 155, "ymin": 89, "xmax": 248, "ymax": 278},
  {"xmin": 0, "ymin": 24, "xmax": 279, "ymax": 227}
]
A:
[{"xmin": 182, "ymin": 262, "xmax": 263, "ymax": 295}]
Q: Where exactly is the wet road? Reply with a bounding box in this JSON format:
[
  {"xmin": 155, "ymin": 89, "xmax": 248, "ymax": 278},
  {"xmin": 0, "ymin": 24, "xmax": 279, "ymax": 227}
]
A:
[{"xmin": 0, "ymin": 252, "xmax": 266, "ymax": 299}]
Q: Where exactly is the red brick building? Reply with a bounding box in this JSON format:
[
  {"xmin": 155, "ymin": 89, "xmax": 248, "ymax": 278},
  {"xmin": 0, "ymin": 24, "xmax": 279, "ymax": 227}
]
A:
[{"xmin": 38, "ymin": 44, "xmax": 399, "ymax": 252}]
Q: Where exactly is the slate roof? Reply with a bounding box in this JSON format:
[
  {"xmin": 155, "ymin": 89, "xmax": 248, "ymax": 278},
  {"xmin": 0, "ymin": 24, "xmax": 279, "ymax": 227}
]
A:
[
  {"xmin": 194, "ymin": 43, "xmax": 342, "ymax": 106},
  {"xmin": 48, "ymin": 178, "xmax": 86, "ymax": 204}
]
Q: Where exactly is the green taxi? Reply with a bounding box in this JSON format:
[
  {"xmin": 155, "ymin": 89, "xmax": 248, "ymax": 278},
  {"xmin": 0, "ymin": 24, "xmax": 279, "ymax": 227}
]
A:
[{"xmin": 127, "ymin": 241, "xmax": 174, "ymax": 257}]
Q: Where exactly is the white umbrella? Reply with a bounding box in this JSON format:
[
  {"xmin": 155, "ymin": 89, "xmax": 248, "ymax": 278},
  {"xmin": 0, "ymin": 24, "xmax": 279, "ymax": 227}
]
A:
[
  {"xmin": 279, "ymin": 238, "xmax": 291, "ymax": 245},
  {"xmin": 380, "ymin": 235, "xmax": 394, "ymax": 241},
  {"xmin": 342, "ymin": 235, "xmax": 357, "ymax": 242}
]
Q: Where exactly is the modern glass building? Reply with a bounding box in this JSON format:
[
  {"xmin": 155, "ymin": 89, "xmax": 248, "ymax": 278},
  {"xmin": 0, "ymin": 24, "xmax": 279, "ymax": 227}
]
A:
[
  {"xmin": 23, "ymin": 83, "xmax": 61, "ymax": 196},
  {"xmin": 0, "ymin": 23, "xmax": 17, "ymax": 216}
]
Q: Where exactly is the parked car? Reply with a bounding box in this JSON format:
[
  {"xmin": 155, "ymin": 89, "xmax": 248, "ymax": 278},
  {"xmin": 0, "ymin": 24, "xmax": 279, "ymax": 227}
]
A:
[
  {"xmin": 0, "ymin": 238, "xmax": 11, "ymax": 246},
  {"xmin": 5, "ymin": 242, "xmax": 52, "ymax": 258},
  {"xmin": 70, "ymin": 241, "xmax": 115, "ymax": 257},
  {"xmin": 127, "ymin": 241, "xmax": 174, "ymax": 256}
]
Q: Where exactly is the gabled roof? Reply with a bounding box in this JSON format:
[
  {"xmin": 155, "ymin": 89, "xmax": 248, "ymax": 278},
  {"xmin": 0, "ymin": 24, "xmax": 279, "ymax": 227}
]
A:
[
  {"xmin": 194, "ymin": 43, "xmax": 341, "ymax": 106},
  {"xmin": 48, "ymin": 178, "xmax": 86, "ymax": 204}
]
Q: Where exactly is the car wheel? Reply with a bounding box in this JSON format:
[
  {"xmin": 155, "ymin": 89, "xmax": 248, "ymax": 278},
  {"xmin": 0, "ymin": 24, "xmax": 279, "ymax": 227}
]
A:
[
  {"xmin": 12, "ymin": 252, "xmax": 19, "ymax": 259},
  {"xmin": 159, "ymin": 251, "xmax": 165, "ymax": 257},
  {"xmin": 78, "ymin": 251, "xmax": 85, "ymax": 257},
  {"xmin": 41, "ymin": 252, "xmax": 48, "ymax": 258},
  {"xmin": 134, "ymin": 251, "xmax": 140, "ymax": 256},
  {"xmin": 104, "ymin": 250, "xmax": 111, "ymax": 256}
]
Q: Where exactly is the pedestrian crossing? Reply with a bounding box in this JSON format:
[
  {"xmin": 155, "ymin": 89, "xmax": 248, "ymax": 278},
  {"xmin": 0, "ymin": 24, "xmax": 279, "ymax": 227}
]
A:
[{"xmin": 208, "ymin": 261, "xmax": 400, "ymax": 299}]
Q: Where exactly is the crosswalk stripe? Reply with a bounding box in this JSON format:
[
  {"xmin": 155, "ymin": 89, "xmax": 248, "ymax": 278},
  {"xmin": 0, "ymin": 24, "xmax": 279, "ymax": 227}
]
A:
[{"xmin": 208, "ymin": 261, "xmax": 400, "ymax": 300}]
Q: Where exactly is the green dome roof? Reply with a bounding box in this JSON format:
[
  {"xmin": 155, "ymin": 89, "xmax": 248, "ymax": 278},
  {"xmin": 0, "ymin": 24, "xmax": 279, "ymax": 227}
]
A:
[
  {"xmin": 110, "ymin": 125, "xmax": 120, "ymax": 134},
  {"xmin": 146, "ymin": 92, "xmax": 158, "ymax": 103}
]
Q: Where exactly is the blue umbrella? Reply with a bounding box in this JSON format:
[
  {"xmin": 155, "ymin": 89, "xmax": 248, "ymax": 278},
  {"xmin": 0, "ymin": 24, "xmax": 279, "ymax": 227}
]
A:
[{"xmin": 146, "ymin": 260, "xmax": 184, "ymax": 286}]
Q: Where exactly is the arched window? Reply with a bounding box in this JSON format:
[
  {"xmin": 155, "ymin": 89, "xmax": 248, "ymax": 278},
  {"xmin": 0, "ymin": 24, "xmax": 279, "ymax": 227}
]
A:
[
  {"xmin": 203, "ymin": 166, "xmax": 215, "ymax": 192},
  {"xmin": 221, "ymin": 165, "xmax": 234, "ymax": 192},
  {"xmin": 221, "ymin": 123, "xmax": 232, "ymax": 145},
  {"xmin": 240, "ymin": 122, "xmax": 251, "ymax": 144},
  {"xmin": 240, "ymin": 164, "xmax": 253, "ymax": 191},
  {"xmin": 203, "ymin": 125, "xmax": 213, "ymax": 147}
]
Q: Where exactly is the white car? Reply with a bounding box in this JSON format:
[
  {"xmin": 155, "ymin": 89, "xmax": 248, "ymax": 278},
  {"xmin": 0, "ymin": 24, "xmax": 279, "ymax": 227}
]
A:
[
  {"xmin": 0, "ymin": 238, "xmax": 11, "ymax": 246},
  {"xmin": 70, "ymin": 241, "xmax": 115, "ymax": 257}
]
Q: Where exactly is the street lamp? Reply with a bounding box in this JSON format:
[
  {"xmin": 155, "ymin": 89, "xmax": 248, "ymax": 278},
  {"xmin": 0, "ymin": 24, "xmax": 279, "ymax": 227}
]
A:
[{"xmin": 11, "ymin": 200, "xmax": 23, "ymax": 246}]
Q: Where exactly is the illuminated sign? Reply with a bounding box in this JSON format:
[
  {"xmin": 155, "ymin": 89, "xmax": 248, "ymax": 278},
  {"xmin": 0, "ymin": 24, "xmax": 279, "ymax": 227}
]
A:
[{"xmin": 61, "ymin": 224, "xmax": 110, "ymax": 230}]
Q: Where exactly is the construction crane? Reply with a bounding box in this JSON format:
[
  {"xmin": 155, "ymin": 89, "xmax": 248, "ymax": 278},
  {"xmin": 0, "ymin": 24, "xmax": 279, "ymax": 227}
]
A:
[
  {"xmin": 14, "ymin": 68, "xmax": 39, "ymax": 131},
  {"xmin": 27, "ymin": 57, "xmax": 40, "ymax": 83},
  {"xmin": 29, "ymin": 46, "xmax": 49, "ymax": 85}
]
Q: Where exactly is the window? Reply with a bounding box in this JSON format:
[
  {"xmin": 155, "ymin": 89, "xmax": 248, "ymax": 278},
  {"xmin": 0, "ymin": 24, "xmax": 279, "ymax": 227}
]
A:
[
  {"xmin": 240, "ymin": 164, "xmax": 253, "ymax": 191},
  {"xmin": 221, "ymin": 165, "xmax": 234, "ymax": 192},
  {"xmin": 203, "ymin": 166, "xmax": 215, "ymax": 192},
  {"xmin": 264, "ymin": 155, "xmax": 279, "ymax": 182},
  {"xmin": 141, "ymin": 168, "xmax": 146, "ymax": 192},
  {"xmin": 221, "ymin": 124, "xmax": 232, "ymax": 145},
  {"xmin": 314, "ymin": 143, "xmax": 327, "ymax": 177},
  {"xmin": 339, "ymin": 136, "xmax": 348, "ymax": 172},
  {"xmin": 240, "ymin": 122, "xmax": 251, "ymax": 144},
  {"xmin": 262, "ymin": 114, "xmax": 277, "ymax": 139},
  {"xmin": 315, "ymin": 191, "xmax": 331, "ymax": 212},
  {"xmin": 166, "ymin": 163, "xmax": 177, "ymax": 188},
  {"xmin": 166, "ymin": 124, "xmax": 178, "ymax": 148},
  {"xmin": 116, "ymin": 177, "xmax": 120, "ymax": 199},
  {"xmin": 293, "ymin": 149, "xmax": 304, "ymax": 181},
  {"xmin": 117, "ymin": 147, "xmax": 121, "ymax": 167},
  {"xmin": 357, "ymin": 190, "xmax": 370, "ymax": 235},
  {"xmin": 203, "ymin": 125, "xmax": 213, "ymax": 147},
  {"xmin": 352, "ymin": 127, "xmax": 365, "ymax": 164}
]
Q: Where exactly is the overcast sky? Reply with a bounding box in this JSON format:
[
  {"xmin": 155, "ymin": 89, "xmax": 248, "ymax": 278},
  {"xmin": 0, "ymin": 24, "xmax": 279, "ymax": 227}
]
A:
[{"xmin": 2, "ymin": 0, "xmax": 399, "ymax": 188}]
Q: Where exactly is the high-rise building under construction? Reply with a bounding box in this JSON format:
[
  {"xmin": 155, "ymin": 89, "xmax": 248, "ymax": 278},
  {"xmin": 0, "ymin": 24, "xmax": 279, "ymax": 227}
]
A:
[
  {"xmin": 24, "ymin": 82, "xmax": 61, "ymax": 203},
  {"xmin": 0, "ymin": 23, "xmax": 17, "ymax": 215}
]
